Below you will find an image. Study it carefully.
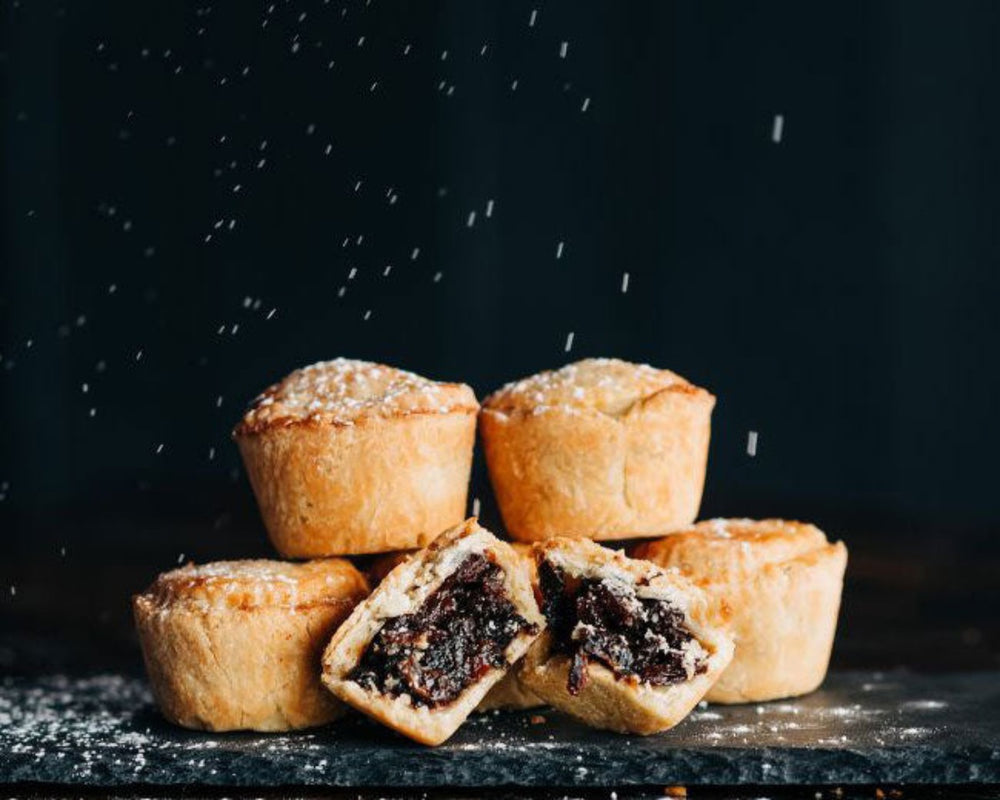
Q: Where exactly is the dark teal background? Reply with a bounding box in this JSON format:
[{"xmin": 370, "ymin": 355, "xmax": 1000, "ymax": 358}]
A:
[{"xmin": 1, "ymin": 1, "xmax": 998, "ymax": 671}]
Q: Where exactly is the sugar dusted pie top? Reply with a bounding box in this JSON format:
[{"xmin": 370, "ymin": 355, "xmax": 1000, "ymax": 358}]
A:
[
  {"xmin": 234, "ymin": 358, "xmax": 478, "ymax": 434},
  {"xmin": 482, "ymin": 358, "xmax": 710, "ymax": 417},
  {"xmin": 138, "ymin": 558, "xmax": 369, "ymax": 612},
  {"xmin": 633, "ymin": 518, "xmax": 832, "ymax": 576},
  {"xmin": 690, "ymin": 518, "xmax": 826, "ymax": 545}
]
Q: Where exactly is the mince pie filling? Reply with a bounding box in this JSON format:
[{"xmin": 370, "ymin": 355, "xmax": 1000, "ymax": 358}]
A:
[
  {"xmin": 348, "ymin": 553, "xmax": 538, "ymax": 708},
  {"xmin": 538, "ymin": 560, "xmax": 708, "ymax": 696}
]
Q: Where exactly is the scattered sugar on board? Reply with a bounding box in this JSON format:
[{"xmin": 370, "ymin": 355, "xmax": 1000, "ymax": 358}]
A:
[
  {"xmin": 901, "ymin": 699, "xmax": 947, "ymax": 711},
  {"xmin": 0, "ymin": 672, "xmax": 970, "ymax": 782}
]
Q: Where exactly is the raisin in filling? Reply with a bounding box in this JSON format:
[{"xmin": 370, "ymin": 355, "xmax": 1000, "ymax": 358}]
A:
[
  {"xmin": 538, "ymin": 560, "xmax": 708, "ymax": 696},
  {"xmin": 348, "ymin": 553, "xmax": 538, "ymax": 708}
]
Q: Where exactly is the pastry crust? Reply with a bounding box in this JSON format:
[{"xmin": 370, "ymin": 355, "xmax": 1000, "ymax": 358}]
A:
[
  {"xmin": 365, "ymin": 549, "xmax": 416, "ymax": 588},
  {"xmin": 321, "ymin": 519, "xmax": 544, "ymax": 745},
  {"xmin": 234, "ymin": 358, "xmax": 478, "ymax": 556},
  {"xmin": 132, "ymin": 558, "xmax": 369, "ymax": 732},
  {"xmin": 475, "ymin": 670, "xmax": 545, "ymax": 712},
  {"xmin": 632, "ymin": 518, "xmax": 848, "ymax": 703},
  {"xmin": 480, "ymin": 358, "xmax": 714, "ymax": 542},
  {"xmin": 519, "ymin": 538, "xmax": 734, "ymax": 734}
]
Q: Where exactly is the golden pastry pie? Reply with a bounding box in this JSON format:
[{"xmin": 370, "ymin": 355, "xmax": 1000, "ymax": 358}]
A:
[
  {"xmin": 133, "ymin": 558, "xmax": 368, "ymax": 731},
  {"xmin": 633, "ymin": 518, "xmax": 848, "ymax": 703},
  {"xmin": 234, "ymin": 358, "xmax": 478, "ymax": 556},
  {"xmin": 480, "ymin": 358, "xmax": 714, "ymax": 542},
  {"xmin": 519, "ymin": 537, "xmax": 733, "ymax": 734},
  {"xmin": 321, "ymin": 519, "xmax": 544, "ymax": 745}
]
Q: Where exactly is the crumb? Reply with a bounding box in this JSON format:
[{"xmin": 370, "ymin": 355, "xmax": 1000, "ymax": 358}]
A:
[
  {"xmin": 875, "ymin": 790, "xmax": 885, "ymax": 799},
  {"xmin": 664, "ymin": 787, "xmax": 687, "ymax": 798},
  {"xmin": 529, "ymin": 715, "xmax": 546, "ymax": 725}
]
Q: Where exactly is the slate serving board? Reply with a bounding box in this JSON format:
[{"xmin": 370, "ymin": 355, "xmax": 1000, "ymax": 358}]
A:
[{"xmin": 1, "ymin": 670, "xmax": 997, "ymax": 788}]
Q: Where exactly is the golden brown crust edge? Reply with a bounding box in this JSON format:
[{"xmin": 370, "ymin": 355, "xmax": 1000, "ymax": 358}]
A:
[
  {"xmin": 141, "ymin": 558, "xmax": 368, "ymax": 609},
  {"xmin": 633, "ymin": 519, "xmax": 848, "ymax": 703},
  {"xmin": 518, "ymin": 538, "xmax": 734, "ymax": 734},
  {"xmin": 475, "ymin": 670, "xmax": 546, "ymax": 712},
  {"xmin": 320, "ymin": 519, "xmax": 545, "ymax": 745},
  {"xmin": 233, "ymin": 358, "xmax": 478, "ymax": 435},
  {"xmin": 480, "ymin": 381, "xmax": 714, "ymax": 542},
  {"xmin": 236, "ymin": 409, "xmax": 477, "ymax": 556},
  {"xmin": 133, "ymin": 559, "xmax": 369, "ymax": 732}
]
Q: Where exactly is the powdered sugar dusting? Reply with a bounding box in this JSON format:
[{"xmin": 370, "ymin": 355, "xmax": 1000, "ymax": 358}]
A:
[
  {"xmin": 0, "ymin": 674, "xmax": 328, "ymax": 782},
  {"xmin": 0, "ymin": 671, "xmax": 988, "ymax": 786},
  {"xmin": 484, "ymin": 358, "xmax": 701, "ymax": 417},
  {"xmin": 235, "ymin": 358, "xmax": 477, "ymax": 433},
  {"xmin": 0, "ymin": 675, "xmax": 158, "ymax": 781},
  {"xmin": 901, "ymin": 699, "xmax": 948, "ymax": 711},
  {"xmin": 697, "ymin": 518, "xmax": 814, "ymax": 543},
  {"xmin": 138, "ymin": 558, "xmax": 365, "ymax": 612},
  {"xmin": 647, "ymin": 519, "xmax": 832, "ymax": 571}
]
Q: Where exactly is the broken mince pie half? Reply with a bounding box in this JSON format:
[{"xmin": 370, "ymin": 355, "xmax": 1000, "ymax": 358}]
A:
[
  {"xmin": 366, "ymin": 544, "xmax": 546, "ymax": 714},
  {"xmin": 321, "ymin": 519, "xmax": 544, "ymax": 745},
  {"xmin": 519, "ymin": 538, "xmax": 734, "ymax": 734}
]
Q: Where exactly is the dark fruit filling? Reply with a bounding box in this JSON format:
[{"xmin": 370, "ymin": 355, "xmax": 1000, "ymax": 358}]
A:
[
  {"xmin": 538, "ymin": 559, "xmax": 708, "ymax": 696},
  {"xmin": 348, "ymin": 553, "xmax": 538, "ymax": 708}
]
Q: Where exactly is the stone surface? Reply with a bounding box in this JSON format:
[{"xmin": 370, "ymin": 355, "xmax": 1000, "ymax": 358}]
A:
[{"xmin": 0, "ymin": 670, "xmax": 997, "ymax": 787}]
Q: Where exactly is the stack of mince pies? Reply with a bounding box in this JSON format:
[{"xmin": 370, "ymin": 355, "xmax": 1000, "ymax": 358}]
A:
[{"xmin": 133, "ymin": 357, "xmax": 848, "ymax": 745}]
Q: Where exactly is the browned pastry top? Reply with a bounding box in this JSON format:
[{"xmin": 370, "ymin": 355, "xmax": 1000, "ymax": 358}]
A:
[
  {"xmin": 235, "ymin": 358, "xmax": 478, "ymax": 435},
  {"xmin": 633, "ymin": 518, "xmax": 832, "ymax": 577},
  {"xmin": 137, "ymin": 558, "xmax": 368, "ymax": 612},
  {"xmin": 482, "ymin": 358, "xmax": 710, "ymax": 417}
]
